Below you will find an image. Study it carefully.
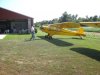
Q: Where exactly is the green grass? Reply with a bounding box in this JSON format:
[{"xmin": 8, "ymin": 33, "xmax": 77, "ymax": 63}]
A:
[{"xmin": 0, "ymin": 29, "xmax": 100, "ymax": 75}]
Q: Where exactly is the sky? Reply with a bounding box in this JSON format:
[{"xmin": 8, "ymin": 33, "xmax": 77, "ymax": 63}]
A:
[{"xmin": 0, "ymin": 0, "xmax": 100, "ymax": 22}]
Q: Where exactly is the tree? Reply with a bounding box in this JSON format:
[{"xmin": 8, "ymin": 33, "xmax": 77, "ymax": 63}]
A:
[
  {"xmin": 59, "ymin": 12, "xmax": 78, "ymax": 22},
  {"xmin": 60, "ymin": 12, "xmax": 69, "ymax": 22},
  {"xmin": 35, "ymin": 11, "xmax": 100, "ymax": 27},
  {"xmin": 93, "ymin": 15, "xmax": 98, "ymax": 21},
  {"xmin": 72, "ymin": 14, "xmax": 78, "ymax": 22},
  {"xmin": 51, "ymin": 18, "xmax": 58, "ymax": 23}
]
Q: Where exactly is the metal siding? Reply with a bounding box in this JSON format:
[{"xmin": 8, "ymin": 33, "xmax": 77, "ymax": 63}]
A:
[
  {"xmin": 0, "ymin": 7, "xmax": 34, "ymax": 33},
  {"xmin": 0, "ymin": 7, "xmax": 33, "ymax": 20}
]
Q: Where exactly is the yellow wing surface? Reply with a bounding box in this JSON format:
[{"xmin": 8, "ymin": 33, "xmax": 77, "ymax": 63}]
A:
[
  {"xmin": 48, "ymin": 22, "xmax": 80, "ymax": 28},
  {"xmin": 40, "ymin": 22, "xmax": 85, "ymax": 37},
  {"xmin": 80, "ymin": 22, "xmax": 100, "ymax": 28}
]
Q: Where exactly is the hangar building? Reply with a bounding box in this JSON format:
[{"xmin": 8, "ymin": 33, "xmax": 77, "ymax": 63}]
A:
[{"xmin": 0, "ymin": 7, "xmax": 34, "ymax": 34}]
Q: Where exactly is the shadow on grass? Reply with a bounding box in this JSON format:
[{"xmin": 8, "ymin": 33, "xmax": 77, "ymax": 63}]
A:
[
  {"xmin": 53, "ymin": 36, "xmax": 85, "ymax": 40},
  {"xmin": 24, "ymin": 38, "xmax": 42, "ymax": 42},
  {"xmin": 70, "ymin": 47, "xmax": 100, "ymax": 61},
  {"xmin": 71, "ymin": 37, "xmax": 85, "ymax": 40},
  {"xmin": 37, "ymin": 36, "xmax": 74, "ymax": 47}
]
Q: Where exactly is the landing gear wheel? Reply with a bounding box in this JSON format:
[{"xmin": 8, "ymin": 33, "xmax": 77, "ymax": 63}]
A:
[
  {"xmin": 79, "ymin": 36, "xmax": 83, "ymax": 39},
  {"xmin": 44, "ymin": 35, "xmax": 53, "ymax": 39},
  {"xmin": 45, "ymin": 35, "xmax": 48, "ymax": 38},
  {"xmin": 48, "ymin": 36, "xmax": 52, "ymax": 39}
]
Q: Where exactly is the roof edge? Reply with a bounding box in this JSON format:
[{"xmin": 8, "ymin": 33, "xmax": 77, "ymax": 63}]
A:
[{"xmin": 0, "ymin": 7, "xmax": 34, "ymax": 19}]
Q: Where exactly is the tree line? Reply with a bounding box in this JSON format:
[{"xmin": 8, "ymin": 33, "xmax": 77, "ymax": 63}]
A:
[{"xmin": 35, "ymin": 11, "xmax": 100, "ymax": 27}]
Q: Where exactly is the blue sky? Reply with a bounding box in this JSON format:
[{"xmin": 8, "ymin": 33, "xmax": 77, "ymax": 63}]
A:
[{"xmin": 0, "ymin": 0, "xmax": 100, "ymax": 22}]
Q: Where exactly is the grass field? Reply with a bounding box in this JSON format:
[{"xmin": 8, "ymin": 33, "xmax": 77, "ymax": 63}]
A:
[{"xmin": 0, "ymin": 29, "xmax": 100, "ymax": 75}]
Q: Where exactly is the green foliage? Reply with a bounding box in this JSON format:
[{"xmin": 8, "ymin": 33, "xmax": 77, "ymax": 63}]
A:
[
  {"xmin": 35, "ymin": 11, "xmax": 100, "ymax": 27},
  {"xmin": 59, "ymin": 12, "xmax": 78, "ymax": 22}
]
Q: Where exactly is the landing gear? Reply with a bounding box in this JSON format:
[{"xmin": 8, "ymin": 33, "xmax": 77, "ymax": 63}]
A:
[
  {"xmin": 79, "ymin": 36, "xmax": 83, "ymax": 39},
  {"xmin": 79, "ymin": 34, "xmax": 86, "ymax": 39},
  {"xmin": 45, "ymin": 34, "xmax": 53, "ymax": 39}
]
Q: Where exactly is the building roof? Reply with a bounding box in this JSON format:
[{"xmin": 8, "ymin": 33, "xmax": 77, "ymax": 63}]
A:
[{"xmin": 0, "ymin": 7, "xmax": 33, "ymax": 20}]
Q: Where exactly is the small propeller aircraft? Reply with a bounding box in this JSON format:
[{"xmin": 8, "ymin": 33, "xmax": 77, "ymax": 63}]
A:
[{"xmin": 40, "ymin": 22, "xmax": 100, "ymax": 39}]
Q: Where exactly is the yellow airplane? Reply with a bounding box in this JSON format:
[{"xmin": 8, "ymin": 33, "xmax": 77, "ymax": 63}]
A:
[{"xmin": 40, "ymin": 22, "xmax": 100, "ymax": 39}]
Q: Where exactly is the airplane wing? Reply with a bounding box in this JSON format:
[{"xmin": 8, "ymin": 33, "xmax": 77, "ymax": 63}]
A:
[
  {"xmin": 48, "ymin": 22, "xmax": 81, "ymax": 28},
  {"xmin": 80, "ymin": 22, "xmax": 100, "ymax": 28}
]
